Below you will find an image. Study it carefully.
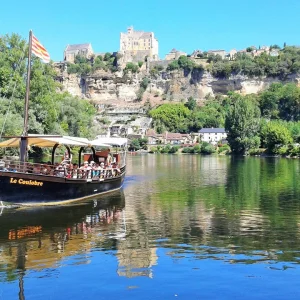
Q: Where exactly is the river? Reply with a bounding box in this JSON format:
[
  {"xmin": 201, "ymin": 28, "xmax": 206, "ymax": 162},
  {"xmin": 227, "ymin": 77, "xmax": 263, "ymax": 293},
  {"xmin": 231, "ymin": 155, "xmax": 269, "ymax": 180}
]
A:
[{"xmin": 1, "ymin": 154, "xmax": 300, "ymax": 299}]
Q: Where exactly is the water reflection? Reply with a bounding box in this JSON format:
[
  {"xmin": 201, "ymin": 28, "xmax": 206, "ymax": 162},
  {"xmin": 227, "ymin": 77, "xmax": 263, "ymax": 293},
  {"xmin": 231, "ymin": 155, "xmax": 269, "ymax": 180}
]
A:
[
  {"xmin": 0, "ymin": 192, "xmax": 125, "ymax": 281},
  {"xmin": 124, "ymin": 155, "xmax": 300, "ymax": 265},
  {"xmin": 2, "ymin": 155, "xmax": 300, "ymax": 299}
]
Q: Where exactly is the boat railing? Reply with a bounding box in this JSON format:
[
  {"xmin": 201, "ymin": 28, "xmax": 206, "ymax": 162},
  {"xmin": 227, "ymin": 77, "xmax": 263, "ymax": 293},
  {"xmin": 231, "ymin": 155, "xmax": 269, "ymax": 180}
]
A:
[
  {"xmin": 0, "ymin": 159, "xmax": 122, "ymax": 180},
  {"xmin": 0, "ymin": 159, "xmax": 60, "ymax": 176}
]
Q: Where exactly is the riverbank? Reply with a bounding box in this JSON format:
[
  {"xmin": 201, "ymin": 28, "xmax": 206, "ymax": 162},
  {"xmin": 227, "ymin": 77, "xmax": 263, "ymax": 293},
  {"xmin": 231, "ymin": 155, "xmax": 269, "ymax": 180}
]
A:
[{"xmin": 131, "ymin": 145, "xmax": 300, "ymax": 159}]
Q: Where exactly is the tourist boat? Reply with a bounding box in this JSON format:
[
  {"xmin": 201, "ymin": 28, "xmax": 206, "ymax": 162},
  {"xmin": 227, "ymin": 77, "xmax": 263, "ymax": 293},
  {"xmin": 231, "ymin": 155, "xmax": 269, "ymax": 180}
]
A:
[{"xmin": 0, "ymin": 31, "xmax": 127, "ymax": 206}]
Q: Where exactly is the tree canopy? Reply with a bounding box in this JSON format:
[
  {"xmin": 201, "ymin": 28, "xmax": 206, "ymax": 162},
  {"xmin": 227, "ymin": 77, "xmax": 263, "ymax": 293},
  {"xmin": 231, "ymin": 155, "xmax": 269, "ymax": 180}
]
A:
[
  {"xmin": 225, "ymin": 94, "xmax": 261, "ymax": 154},
  {"xmin": 0, "ymin": 33, "xmax": 97, "ymax": 141},
  {"xmin": 207, "ymin": 47, "xmax": 300, "ymax": 79}
]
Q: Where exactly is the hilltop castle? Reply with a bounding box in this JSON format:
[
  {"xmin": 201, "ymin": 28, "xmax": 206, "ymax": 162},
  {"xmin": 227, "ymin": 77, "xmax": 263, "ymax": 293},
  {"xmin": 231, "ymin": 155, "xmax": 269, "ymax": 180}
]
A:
[
  {"xmin": 64, "ymin": 43, "xmax": 93, "ymax": 63},
  {"xmin": 120, "ymin": 26, "xmax": 159, "ymax": 63}
]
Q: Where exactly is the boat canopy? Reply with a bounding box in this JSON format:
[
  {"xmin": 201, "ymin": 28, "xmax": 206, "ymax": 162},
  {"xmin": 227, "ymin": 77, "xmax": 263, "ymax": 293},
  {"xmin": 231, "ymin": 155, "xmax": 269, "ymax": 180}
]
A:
[
  {"xmin": 0, "ymin": 135, "xmax": 92, "ymax": 148},
  {"xmin": 90, "ymin": 137, "xmax": 128, "ymax": 147}
]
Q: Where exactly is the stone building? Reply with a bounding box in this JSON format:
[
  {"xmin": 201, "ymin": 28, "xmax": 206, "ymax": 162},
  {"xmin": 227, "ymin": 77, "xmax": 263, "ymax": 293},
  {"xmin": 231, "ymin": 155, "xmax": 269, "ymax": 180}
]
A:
[
  {"xmin": 64, "ymin": 43, "xmax": 94, "ymax": 63},
  {"xmin": 120, "ymin": 26, "xmax": 159, "ymax": 63},
  {"xmin": 207, "ymin": 50, "xmax": 226, "ymax": 59},
  {"xmin": 229, "ymin": 49, "xmax": 237, "ymax": 60},
  {"xmin": 165, "ymin": 48, "xmax": 187, "ymax": 60},
  {"xmin": 190, "ymin": 49, "xmax": 203, "ymax": 58}
]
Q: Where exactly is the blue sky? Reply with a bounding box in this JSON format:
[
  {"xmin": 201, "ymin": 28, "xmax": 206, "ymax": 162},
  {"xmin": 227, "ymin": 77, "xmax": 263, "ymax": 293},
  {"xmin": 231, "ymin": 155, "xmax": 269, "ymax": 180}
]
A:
[{"xmin": 1, "ymin": 0, "xmax": 299, "ymax": 61}]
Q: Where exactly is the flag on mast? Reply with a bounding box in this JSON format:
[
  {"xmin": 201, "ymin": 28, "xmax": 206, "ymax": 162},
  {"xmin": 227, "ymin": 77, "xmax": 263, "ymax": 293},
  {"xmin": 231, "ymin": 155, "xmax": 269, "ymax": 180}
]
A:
[{"xmin": 31, "ymin": 34, "xmax": 50, "ymax": 63}]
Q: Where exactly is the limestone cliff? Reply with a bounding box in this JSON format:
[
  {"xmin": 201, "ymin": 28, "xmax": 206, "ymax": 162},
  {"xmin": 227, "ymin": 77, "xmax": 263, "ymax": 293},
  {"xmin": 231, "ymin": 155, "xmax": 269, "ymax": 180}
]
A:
[{"xmin": 56, "ymin": 67, "xmax": 300, "ymax": 107}]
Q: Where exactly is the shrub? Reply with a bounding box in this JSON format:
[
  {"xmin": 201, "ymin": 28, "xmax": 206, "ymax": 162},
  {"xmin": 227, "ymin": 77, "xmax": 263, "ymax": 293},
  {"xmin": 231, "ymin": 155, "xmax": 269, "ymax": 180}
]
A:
[
  {"xmin": 286, "ymin": 145, "xmax": 300, "ymax": 157},
  {"xmin": 276, "ymin": 145, "xmax": 289, "ymax": 155},
  {"xmin": 169, "ymin": 146, "xmax": 179, "ymax": 153},
  {"xmin": 124, "ymin": 62, "xmax": 139, "ymax": 73},
  {"xmin": 149, "ymin": 147, "xmax": 158, "ymax": 153},
  {"xmin": 67, "ymin": 63, "xmax": 79, "ymax": 74},
  {"xmin": 201, "ymin": 143, "xmax": 216, "ymax": 154},
  {"xmin": 192, "ymin": 144, "xmax": 201, "ymax": 153},
  {"xmin": 136, "ymin": 87, "xmax": 145, "ymax": 101},
  {"xmin": 218, "ymin": 144, "xmax": 230, "ymax": 154},
  {"xmin": 140, "ymin": 77, "xmax": 150, "ymax": 90},
  {"xmin": 248, "ymin": 148, "xmax": 263, "ymax": 156},
  {"xmin": 182, "ymin": 147, "xmax": 193, "ymax": 153}
]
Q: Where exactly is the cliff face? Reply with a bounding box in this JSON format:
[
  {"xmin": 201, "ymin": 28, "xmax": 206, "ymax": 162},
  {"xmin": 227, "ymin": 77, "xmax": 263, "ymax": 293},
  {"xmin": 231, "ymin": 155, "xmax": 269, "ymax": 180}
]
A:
[{"xmin": 58, "ymin": 68, "xmax": 300, "ymax": 106}]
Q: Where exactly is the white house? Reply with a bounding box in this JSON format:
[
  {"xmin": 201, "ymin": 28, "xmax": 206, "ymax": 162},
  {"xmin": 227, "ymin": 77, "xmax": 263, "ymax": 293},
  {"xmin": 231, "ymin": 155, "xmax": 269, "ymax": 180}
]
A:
[{"xmin": 198, "ymin": 128, "xmax": 227, "ymax": 145}]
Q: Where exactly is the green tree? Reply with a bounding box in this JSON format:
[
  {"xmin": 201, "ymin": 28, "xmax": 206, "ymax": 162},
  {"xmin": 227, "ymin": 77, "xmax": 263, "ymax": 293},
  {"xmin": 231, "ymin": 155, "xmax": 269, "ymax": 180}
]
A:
[
  {"xmin": 129, "ymin": 139, "xmax": 140, "ymax": 151},
  {"xmin": 259, "ymin": 83, "xmax": 282, "ymax": 119},
  {"xmin": 185, "ymin": 97, "xmax": 197, "ymax": 110},
  {"xmin": 225, "ymin": 94, "xmax": 261, "ymax": 154},
  {"xmin": 177, "ymin": 55, "xmax": 195, "ymax": 70},
  {"xmin": 261, "ymin": 121, "xmax": 292, "ymax": 153},
  {"xmin": 149, "ymin": 103, "xmax": 191, "ymax": 133},
  {"xmin": 0, "ymin": 33, "xmax": 97, "ymax": 143}
]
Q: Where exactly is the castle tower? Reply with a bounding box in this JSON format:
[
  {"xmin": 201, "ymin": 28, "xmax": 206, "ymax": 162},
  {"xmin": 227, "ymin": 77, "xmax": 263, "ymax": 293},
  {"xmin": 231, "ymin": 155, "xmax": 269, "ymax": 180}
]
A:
[{"xmin": 120, "ymin": 26, "xmax": 159, "ymax": 63}]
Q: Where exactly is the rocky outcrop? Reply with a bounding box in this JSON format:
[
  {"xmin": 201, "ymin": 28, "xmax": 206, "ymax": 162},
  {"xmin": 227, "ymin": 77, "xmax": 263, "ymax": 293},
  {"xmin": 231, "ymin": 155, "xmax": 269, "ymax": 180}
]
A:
[{"xmin": 56, "ymin": 67, "xmax": 300, "ymax": 106}]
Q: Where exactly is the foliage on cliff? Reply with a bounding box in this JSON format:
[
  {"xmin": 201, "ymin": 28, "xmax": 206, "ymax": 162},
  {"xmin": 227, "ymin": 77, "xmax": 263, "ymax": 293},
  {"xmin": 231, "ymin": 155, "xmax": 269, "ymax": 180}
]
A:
[
  {"xmin": 165, "ymin": 47, "xmax": 300, "ymax": 79},
  {"xmin": 167, "ymin": 55, "xmax": 204, "ymax": 72},
  {"xmin": 207, "ymin": 47, "xmax": 300, "ymax": 79},
  {"xmin": 0, "ymin": 33, "xmax": 97, "ymax": 140},
  {"xmin": 67, "ymin": 52, "xmax": 121, "ymax": 75}
]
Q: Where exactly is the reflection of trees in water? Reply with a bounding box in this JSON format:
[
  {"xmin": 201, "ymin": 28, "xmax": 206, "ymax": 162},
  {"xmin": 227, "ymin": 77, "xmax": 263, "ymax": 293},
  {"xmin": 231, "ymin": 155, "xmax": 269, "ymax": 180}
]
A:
[{"xmin": 124, "ymin": 155, "xmax": 300, "ymax": 265}]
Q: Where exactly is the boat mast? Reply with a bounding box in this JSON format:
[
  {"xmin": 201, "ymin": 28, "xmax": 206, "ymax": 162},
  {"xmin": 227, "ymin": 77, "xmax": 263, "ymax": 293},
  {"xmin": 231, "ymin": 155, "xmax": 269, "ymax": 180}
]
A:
[{"xmin": 20, "ymin": 30, "xmax": 33, "ymax": 163}]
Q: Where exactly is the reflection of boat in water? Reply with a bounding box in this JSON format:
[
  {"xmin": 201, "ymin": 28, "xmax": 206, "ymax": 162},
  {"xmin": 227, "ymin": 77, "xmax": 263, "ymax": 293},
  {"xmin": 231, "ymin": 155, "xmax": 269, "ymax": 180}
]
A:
[
  {"xmin": 0, "ymin": 190, "xmax": 125, "ymax": 243},
  {"xmin": 0, "ymin": 191, "xmax": 125, "ymax": 299}
]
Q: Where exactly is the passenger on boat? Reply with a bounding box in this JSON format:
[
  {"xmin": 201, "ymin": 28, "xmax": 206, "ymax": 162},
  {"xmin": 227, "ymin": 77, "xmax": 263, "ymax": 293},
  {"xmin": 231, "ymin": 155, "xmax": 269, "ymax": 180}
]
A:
[
  {"xmin": 55, "ymin": 164, "xmax": 66, "ymax": 177},
  {"xmin": 99, "ymin": 162, "xmax": 105, "ymax": 179},
  {"xmin": 33, "ymin": 164, "xmax": 41, "ymax": 174},
  {"xmin": 112, "ymin": 163, "xmax": 121, "ymax": 176},
  {"xmin": 26, "ymin": 163, "xmax": 33, "ymax": 173},
  {"xmin": 1, "ymin": 163, "xmax": 8, "ymax": 171},
  {"xmin": 107, "ymin": 150, "xmax": 113, "ymax": 167},
  {"xmin": 45, "ymin": 162, "xmax": 53, "ymax": 175},
  {"xmin": 40, "ymin": 164, "xmax": 49, "ymax": 175},
  {"xmin": 92, "ymin": 162, "xmax": 101, "ymax": 178},
  {"xmin": 64, "ymin": 163, "xmax": 73, "ymax": 178},
  {"xmin": 62, "ymin": 150, "xmax": 72, "ymax": 165},
  {"xmin": 72, "ymin": 163, "xmax": 79, "ymax": 178},
  {"xmin": 80, "ymin": 161, "xmax": 91, "ymax": 179}
]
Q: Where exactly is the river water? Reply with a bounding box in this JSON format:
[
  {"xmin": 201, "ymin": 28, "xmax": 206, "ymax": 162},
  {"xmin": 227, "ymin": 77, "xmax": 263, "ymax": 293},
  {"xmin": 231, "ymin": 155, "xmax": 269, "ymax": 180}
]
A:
[{"xmin": 1, "ymin": 154, "xmax": 300, "ymax": 299}]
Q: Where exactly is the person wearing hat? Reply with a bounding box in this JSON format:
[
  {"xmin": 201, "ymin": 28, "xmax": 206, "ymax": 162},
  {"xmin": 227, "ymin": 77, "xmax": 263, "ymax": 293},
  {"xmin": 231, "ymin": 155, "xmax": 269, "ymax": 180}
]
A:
[
  {"xmin": 92, "ymin": 162, "xmax": 100, "ymax": 178},
  {"xmin": 99, "ymin": 162, "xmax": 105, "ymax": 179},
  {"xmin": 80, "ymin": 161, "xmax": 91, "ymax": 179}
]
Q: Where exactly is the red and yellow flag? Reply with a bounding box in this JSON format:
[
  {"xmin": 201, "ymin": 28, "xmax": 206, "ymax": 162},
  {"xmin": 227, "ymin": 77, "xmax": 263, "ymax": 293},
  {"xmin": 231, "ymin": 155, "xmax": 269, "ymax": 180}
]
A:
[{"xmin": 32, "ymin": 34, "xmax": 50, "ymax": 63}]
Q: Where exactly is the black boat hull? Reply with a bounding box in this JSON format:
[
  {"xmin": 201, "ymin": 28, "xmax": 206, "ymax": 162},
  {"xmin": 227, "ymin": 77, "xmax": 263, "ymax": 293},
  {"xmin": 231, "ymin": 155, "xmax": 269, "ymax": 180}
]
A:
[{"xmin": 0, "ymin": 170, "xmax": 125, "ymax": 205}]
